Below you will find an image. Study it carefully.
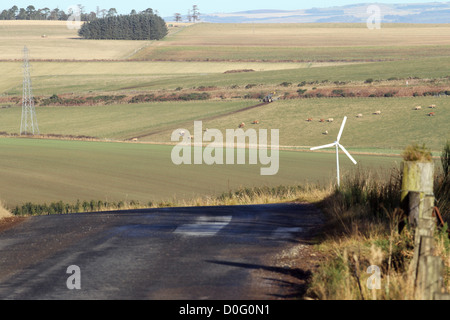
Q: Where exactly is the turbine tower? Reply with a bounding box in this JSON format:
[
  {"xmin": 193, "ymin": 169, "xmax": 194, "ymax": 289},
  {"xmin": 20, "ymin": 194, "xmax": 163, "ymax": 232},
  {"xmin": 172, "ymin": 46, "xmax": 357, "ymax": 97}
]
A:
[{"xmin": 20, "ymin": 46, "xmax": 39, "ymax": 135}]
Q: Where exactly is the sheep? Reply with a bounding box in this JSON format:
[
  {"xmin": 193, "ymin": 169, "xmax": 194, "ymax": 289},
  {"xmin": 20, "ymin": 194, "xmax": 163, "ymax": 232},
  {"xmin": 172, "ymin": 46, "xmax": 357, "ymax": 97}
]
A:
[
  {"xmin": 252, "ymin": 120, "xmax": 260, "ymax": 124},
  {"xmin": 373, "ymin": 111, "xmax": 381, "ymax": 115},
  {"xmin": 323, "ymin": 130, "xmax": 329, "ymax": 135},
  {"xmin": 429, "ymin": 104, "xmax": 436, "ymax": 109},
  {"xmin": 414, "ymin": 106, "xmax": 422, "ymax": 110},
  {"xmin": 327, "ymin": 118, "xmax": 334, "ymax": 122},
  {"xmin": 428, "ymin": 112, "xmax": 436, "ymax": 116},
  {"xmin": 356, "ymin": 114, "xmax": 363, "ymax": 118},
  {"xmin": 306, "ymin": 118, "xmax": 313, "ymax": 122},
  {"xmin": 132, "ymin": 138, "xmax": 138, "ymax": 142},
  {"xmin": 239, "ymin": 122, "xmax": 245, "ymax": 128},
  {"xmin": 319, "ymin": 119, "xmax": 325, "ymax": 123}
]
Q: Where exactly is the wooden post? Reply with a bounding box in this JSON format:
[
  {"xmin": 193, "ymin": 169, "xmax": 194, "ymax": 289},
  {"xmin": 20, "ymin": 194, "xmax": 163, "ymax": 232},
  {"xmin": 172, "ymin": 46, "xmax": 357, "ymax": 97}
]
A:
[
  {"xmin": 416, "ymin": 253, "xmax": 445, "ymax": 300},
  {"xmin": 402, "ymin": 161, "xmax": 435, "ymax": 274},
  {"xmin": 401, "ymin": 161, "xmax": 434, "ymax": 208},
  {"xmin": 401, "ymin": 160, "xmax": 449, "ymax": 299}
]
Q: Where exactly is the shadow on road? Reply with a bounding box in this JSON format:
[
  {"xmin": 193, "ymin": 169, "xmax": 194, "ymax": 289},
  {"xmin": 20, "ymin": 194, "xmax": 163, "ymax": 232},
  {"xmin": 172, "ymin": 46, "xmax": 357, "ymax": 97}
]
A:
[{"xmin": 205, "ymin": 259, "xmax": 311, "ymax": 299}]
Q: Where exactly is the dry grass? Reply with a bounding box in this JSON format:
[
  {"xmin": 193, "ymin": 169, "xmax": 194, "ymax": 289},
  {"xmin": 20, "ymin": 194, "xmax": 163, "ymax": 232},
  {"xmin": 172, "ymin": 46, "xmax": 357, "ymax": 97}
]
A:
[
  {"xmin": 305, "ymin": 160, "xmax": 450, "ymax": 300},
  {"xmin": 0, "ymin": 201, "xmax": 12, "ymax": 219},
  {"xmin": 165, "ymin": 23, "xmax": 450, "ymax": 47},
  {"xmin": 0, "ymin": 21, "xmax": 147, "ymax": 60},
  {"xmin": 308, "ymin": 220, "xmax": 419, "ymax": 300},
  {"xmin": 10, "ymin": 184, "xmax": 333, "ymax": 216},
  {"xmin": 434, "ymin": 231, "xmax": 450, "ymax": 294},
  {"xmin": 132, "ymin": 23, "xmax": 450, "ymax": 62},
  {"xmin": 178, "ymin": 184, "xmax": 333, "ymax": 208},
  {"xmin": 402, "ymin": 143, "xmax": 433, "ymax": 162}
]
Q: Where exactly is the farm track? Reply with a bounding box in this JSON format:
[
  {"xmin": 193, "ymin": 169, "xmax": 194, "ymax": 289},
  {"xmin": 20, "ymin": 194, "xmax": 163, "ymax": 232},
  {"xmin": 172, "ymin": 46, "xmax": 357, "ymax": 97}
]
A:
[{"xmin": 126, "ymin": 101, "xmax": 270, "ymax": 140}]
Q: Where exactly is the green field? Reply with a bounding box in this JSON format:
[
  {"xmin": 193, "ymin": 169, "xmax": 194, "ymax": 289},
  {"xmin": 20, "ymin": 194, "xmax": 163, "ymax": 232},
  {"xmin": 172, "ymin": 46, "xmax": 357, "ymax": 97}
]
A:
[
  {"xmin": 0, "ymin": 100, "xmax": 257, "ymax": 139},
  {"xmin": 0, "ymin": 138, "xmax": 402, "ymax": 207},
  {"xmin": 1, "ymin": 97, "xmax": 447, "ymax": 151}
]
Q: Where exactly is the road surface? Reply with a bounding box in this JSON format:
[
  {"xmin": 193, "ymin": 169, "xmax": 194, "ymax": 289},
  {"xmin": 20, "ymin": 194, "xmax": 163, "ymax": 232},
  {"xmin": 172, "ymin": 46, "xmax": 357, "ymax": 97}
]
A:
[{"xmin": 0, "ymin": 203, "xmax": 323, "ymax": 300}]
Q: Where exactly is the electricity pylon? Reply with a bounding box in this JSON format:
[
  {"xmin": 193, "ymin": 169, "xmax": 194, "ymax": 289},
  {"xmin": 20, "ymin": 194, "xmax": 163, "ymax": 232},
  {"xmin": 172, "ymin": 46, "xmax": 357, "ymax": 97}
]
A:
[{"xmin": 20, "ymin": 46, "xmax": 39, "ymax": 135}]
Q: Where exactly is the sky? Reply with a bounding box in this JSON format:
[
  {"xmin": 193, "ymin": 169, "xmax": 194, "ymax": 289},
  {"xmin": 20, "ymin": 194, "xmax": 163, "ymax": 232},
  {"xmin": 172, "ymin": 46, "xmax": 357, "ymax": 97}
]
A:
[{"xmin": 1, "ymin": 0, "xmax": 442, "ymax": 18}]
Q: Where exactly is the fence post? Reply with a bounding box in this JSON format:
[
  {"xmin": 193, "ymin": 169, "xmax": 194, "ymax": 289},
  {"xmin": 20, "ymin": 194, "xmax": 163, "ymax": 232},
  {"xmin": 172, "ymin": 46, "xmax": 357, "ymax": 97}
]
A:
[
  {"xmin": 401, "ymin": 161, "xmax": 435, "ymax": 269},
  {"xmin": 401, "ymin": 160, "xmax": 449, "ymax": 300}
]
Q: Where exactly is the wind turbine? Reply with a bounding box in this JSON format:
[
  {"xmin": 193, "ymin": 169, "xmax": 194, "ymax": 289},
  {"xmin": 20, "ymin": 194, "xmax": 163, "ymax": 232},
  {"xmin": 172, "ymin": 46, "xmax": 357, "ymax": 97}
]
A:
[{"xmin": 310, "ymin": 116, "xmax": 357, "ymax": 187}]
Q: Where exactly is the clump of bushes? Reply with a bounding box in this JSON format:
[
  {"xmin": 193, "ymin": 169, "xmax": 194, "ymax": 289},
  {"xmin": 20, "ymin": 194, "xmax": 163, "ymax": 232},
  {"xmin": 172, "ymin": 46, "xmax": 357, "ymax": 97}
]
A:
[
  {"xmin": 384, "ymin": 92, "xmax": 396, "ymax": 97},
  {"xmin": 332, "ymin": 89, "xmax": 345, "ymax": 97},
  {"xmin": 178, "ymin": 92, "xmax": 210, "ymax": 101},
  {"xmin": 40, "ymin": 94, "xmax": 126, "ymax": 106},
  {"xmin": 197, "ymin": 86, "xmax": 217, "ymax": 91},
  {"xmin": 129, "ymin": 92, "xmax": 210, "ymax": 103}
]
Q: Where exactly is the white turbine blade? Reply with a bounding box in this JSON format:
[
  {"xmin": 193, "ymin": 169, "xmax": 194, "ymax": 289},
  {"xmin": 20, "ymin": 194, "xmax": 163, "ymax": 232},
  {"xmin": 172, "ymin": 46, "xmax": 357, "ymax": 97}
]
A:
[
  {"xmin": 310, "ymin": 142, "xmax": 337, "ymax": 151},
  {"xmin": 336, "ymin": 116, "xmax": 347, "ymax": 142},
  {"xmin": 338, "ymin": 144, "xmax": 357, "ymax": 165}
]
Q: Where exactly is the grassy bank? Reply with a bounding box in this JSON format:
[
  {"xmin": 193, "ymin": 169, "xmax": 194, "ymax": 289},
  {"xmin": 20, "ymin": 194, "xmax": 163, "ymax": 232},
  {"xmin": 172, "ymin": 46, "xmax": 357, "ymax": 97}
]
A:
[
  {"xmin": 306, "ymin": 143, "xmax": 450, "ymax": 300},
  {"xmin": 9, "ymin": 184, "xmax": 331, "ymax": 216}
]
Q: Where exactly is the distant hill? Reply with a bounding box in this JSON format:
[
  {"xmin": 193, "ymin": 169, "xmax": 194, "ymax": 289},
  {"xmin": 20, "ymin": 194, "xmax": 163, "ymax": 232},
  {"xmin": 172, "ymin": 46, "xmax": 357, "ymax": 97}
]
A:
[{"xmin": 166, "ymin": 2, "xmax": 450, "ymax": 23}]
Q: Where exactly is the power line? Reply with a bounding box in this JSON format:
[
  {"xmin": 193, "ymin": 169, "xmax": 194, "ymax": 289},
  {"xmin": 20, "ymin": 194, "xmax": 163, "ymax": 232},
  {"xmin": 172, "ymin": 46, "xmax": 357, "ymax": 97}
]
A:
[{"xmin": 20, "ymin": 46, "xmax": 39, "ymax": 135}]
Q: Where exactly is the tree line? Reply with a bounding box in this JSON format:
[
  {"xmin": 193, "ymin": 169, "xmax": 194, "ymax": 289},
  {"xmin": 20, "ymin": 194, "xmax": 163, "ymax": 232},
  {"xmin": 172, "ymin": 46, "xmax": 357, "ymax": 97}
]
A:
[
  {"xmin": 78, "ymin": 12, "xmax": 168, "ymax": 40},
  {"xmin": 0, "ymin": 5, "xmax": 160, "ymax": 22}
]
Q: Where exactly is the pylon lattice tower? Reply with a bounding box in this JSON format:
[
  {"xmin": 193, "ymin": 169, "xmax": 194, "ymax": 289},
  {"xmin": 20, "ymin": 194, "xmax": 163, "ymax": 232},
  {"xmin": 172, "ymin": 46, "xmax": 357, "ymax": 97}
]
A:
[{"xmin": 20, "ymin": 46, "xmax": 39, "ymax": 135}]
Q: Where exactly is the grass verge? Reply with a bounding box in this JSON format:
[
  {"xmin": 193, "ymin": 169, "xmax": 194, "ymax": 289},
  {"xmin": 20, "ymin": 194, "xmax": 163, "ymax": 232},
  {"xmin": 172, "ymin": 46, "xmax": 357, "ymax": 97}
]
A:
[
  {"xmin": 306, "ymin": 142, "xmax": 450, "ymax": 300},
  {"xmin": 9, "ymin": 184, "xmax": 332, "ymax": 216}
]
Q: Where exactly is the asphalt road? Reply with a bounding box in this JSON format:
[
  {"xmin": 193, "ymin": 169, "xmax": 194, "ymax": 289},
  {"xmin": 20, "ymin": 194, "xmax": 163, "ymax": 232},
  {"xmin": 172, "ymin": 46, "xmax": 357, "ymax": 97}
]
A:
[{"xmin": 0, "ymin": 203, "xmax": 323, "ymax": 300}]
